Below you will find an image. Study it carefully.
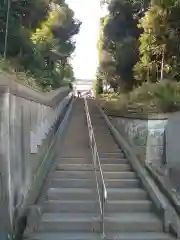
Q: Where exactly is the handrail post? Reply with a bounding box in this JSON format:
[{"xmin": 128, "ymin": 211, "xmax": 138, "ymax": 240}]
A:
[{"xmin": 101, "ymin": 184, "xmax": 105, "ymax": 238}]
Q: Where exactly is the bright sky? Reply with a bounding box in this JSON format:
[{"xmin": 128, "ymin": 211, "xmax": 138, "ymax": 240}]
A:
[{"xmin": 66, "ymin": 0, "xmax": 106, "ymax": 80}]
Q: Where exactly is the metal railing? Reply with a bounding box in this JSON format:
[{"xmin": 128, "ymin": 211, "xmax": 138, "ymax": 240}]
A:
[{"xmin": 84, "ymin": 98, "xmax": 107, "ymax": 238}]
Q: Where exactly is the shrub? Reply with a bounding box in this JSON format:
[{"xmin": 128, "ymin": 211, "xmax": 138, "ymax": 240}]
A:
[{"xmin": 99, "ymin": 80, "xmax": 180, "ymax": 114}]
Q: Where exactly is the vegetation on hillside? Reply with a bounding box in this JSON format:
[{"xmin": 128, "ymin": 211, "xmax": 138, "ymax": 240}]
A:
[
  {"xmin": 99, "ymin": 80, "xmax": 180, "ymax": 114},
  {"xmin": 0, "ymin": 0, "xmax": 81, "ymax": 91},
  {"xmin": 96, "ymin": 0, "xmax": 180, "ymax": 114}
]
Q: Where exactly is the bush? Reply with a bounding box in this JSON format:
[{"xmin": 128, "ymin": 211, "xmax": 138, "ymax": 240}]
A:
[
  {"xmin": 0, "ymin": 57, "xmax": 50, "ymax": 92},
  {"xmin": 99, "ymin": 80, "xmax": 180, "ymax": 114},
  {"xmin": 152, "ymin": 80, "xmax": 180, "ymax": 112},
  {"xmin": 93, "ymin": 78, "xmax": 103, "ymax": 97}
]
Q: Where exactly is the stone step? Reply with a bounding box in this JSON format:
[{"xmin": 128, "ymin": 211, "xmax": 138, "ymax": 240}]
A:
[
  {"xmin": 95, "ymin": 137, "xmax": 118, "ymax": 142},
  {"xmin": 106, "ymin": 200, "xmax": 152, "ymax": 212},
  {"xmin": 92, "ymin": 124, "xmax": 109, "ymax": 129},
  {"xmin": 107, "ymin": 188, "xmax": 148, "ymax": 200},
  {"xmin": 50, "ymin": 178, "xmax": 140, "ymax": 188},
  {"xmin": 105, "ymin": 179, "xmax": 140, "ymax": 188},
  {"xmin": 26, "ymin": 232, "xmax": 174, "ymax": 240},
  {"xmin": 38, "ymin": 213, "xmax": 162, "ymax": 233},
  {"xmin": 106, "ymin": 232, "xmax": 174, "ymax": 240},
  {"xmin": 90, "ymin": 117, "xmax": 105, "ymax": 121},
  {"xmin": 102, "ymin": 164, "xmax": 131, "ymax": 172},
  {"xmin": 90, "ymin": 131, "xmax": 113, "ymax": 135},
  {"xmin": 100, "ymin": 151, "xmax": 125, "ymax": 155},
  {"xmin": 92, "ymin": 126, "xmax": 109, "ymax": 131},
  {"xmin": 94, "ymin": 135, "xmax": 117, "ymax": 140},
  {"xmin": 104, "ymin": 171, "xmax": 136, "ymax": 179},
  {"xmin": 56, "ymin": 158, "xmax": 92, "ymax": 164},
  {"xmin": 94, "ymin": 132, "xmax": 113, "ymax": 136},
  {"xmin": 95, "ymin": 141, "xmax": 119, "ymax": 146},
  {"xmin": 94, "ymin": 132, "xmax": 113, "ymax": 137},
  {"xmin": 43, "ymin": 200, "xmax": 152, "ymax": 213},
  {"xmin": 58, "ymin": 154, "xmax": 91, "ymax": 159},
  {"xmin": 39, "ymin": 213, "xmax": 100, "ymax": 232},
  {"xmin": 101, "ymin": 159, "xmax": 128, "ymax": 165},
  {"xmin": 91, "ymin": 119, "xmax": 109, "ymax": 123},
  {"xmin": 50, "ymin": 179, "xmax": 96, "ymax": 188},
  {"xmin": 43, "ymin": 200, "xmax": 98, "ymax": 213},
  {"xmin": 52, "ymin": 171, "xmax": 94, "ymax": 179},
  {"xmin": 26, "ymin": 232, "xmax": 101, "ymax": 240},
  {"xmin": 100, "ymin": 158, "xmax": 128, "ymax": 164},
  {"xmin": 94, "ymin": 136, "xmax": 117, "ymax": 141},
  {"xmin": 47, "ymin": 188, "xmax": 97, "ymax": 201},
  {"xmin": 55, "ymin": 163, "xmax": 131, "ymax": 172},
  {"xmin": 96, "ymin": 143, "xmax": 120, "ymax": 148},
  {"xmin": 104, "ymin": 213, "xmax": 163, "ymax": 232},
  {"xmin": 52, "ymin": 170, "xmax": 137, "ymax": 179},
  {"xmin": 98, "ymin": 147, "xmax": 122, "ymax": 152},
  {"xmin": 98, "ymin": 148, "xmax": 121, "ymax": 152},
  {"xmin": 99, "ymin": 152, "xmax": 125, "ymax": 158},
  {"xmin": 56, "ymin": 164, "xmax": 94, "ymax": 171},
  {"xmin": 59, "ymin": 152, "xmax": 90, "ymax": 157}
]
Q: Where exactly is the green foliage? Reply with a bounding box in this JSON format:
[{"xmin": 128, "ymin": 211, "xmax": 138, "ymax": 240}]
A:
[
  {"xmin": 94, "ymin": 68, "xmax": 104, "ymax": 96},
  {"xmin": 134, "ymin": 0, "xmax": 180, "ymax": 82},
  {"xmin": 64, "ymin": 63, "xmax": 75, "ymax": 80},
  {"xmin": 0, "ymin": 0, "xmax": 80, "ymax": 90},
  {"xmin": 98, "ymin": 0, "xmax": 180, "ymax": 114},
  {"xmin": 0, "ymin": 58, "xmax": 48, "ymax": 92},
  {"xmin": 96, "ymin": 0, "xmax": 142, "ymax": 92},
  {"xmin": 152, "ymin": 80, "xmax": 180, "ymax": 112},
  {"xmin": 99, "ymin": 80, "xmax": 180, "ymax": 114}
]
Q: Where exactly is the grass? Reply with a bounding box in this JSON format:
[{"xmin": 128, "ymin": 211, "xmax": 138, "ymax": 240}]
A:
[
  {"xmin": 98, "ymin": 80, "xmax": 180, "ymax": 116},
  {"xmin": 0, "ymin": 58, "xmax": 69, "ymax": 92},
  {"xmin": 0, "ymin": 58, "xmax": 48, "ymax": 92}
]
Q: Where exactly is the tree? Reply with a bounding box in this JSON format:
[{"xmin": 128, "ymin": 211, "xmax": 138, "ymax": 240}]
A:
[
  {"xmin": 96, "ymin": 0, "xmax": 142, "ymax": 92},
  {"xmin": 0, "ymin": 0, "xmax": 81, "ymax": 90},
  {"xmin": 64, "ymin": 63, "xmax": 75, "ymax": 80},
  {"xmin": 134, "ymin": 0, "xmax": 180, "ymax": 83},
  {"xmin": 134, "ymin": 1, "xmax": 168, "ymax": 82},
  {"xmin": 94, "ymin": 67, "xmax": 104, "ymax": 96}
]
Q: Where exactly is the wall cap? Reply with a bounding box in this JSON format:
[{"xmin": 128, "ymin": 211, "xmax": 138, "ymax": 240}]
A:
[{"xmin": 0, "ymin": 73, "xmax": 70, "ymax": 107}]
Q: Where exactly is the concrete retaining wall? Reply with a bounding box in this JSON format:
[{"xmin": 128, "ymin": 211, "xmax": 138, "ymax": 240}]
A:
[
  {"xmin": 0, "ymin": 79, "xmax": 71, "ymax": 238},
  {"xmin": 109, "ymin": 113, "xmax": 180, "ymax": 192},
  {"xmin": 101, "ymin": 110, "xmax": 180, "ymax": 237},
  {"xmin": 110, "ymin": 116, "xmax": 166, "ymax": 167}
]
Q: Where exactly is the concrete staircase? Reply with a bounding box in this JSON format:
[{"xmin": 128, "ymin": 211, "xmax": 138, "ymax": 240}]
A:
[
  {"xmin": 24, "ymin": 99, "xmax": 100, "ymax": 239},
  {"xmin": 87, "ymin": 99, "xmax": 174, "ymax": 240},
  {"xmin": 24, "ymin": 98, "xmax": 174, "ymax": 240}
]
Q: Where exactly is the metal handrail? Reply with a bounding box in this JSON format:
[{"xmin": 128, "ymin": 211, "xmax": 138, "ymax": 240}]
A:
[{"xmin": 84, "ymin": 98, "xmax": 107, "ymax": 237}]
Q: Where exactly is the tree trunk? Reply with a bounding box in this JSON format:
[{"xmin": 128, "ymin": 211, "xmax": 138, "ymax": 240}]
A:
[
  {"xmin": 60, "ymin": 58, "xmax": 66, "ymax": 80},
  {"xmin": 160, "ymin": 46, "xmax": 165, "ymax": 81}
]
